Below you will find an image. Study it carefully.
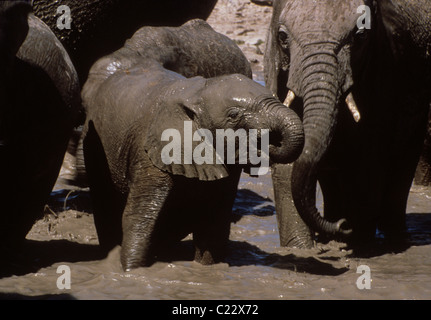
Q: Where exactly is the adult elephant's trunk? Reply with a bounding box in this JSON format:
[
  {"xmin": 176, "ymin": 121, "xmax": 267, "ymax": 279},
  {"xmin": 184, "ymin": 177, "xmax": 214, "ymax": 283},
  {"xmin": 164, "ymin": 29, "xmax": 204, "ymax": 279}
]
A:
[
  {"xmin": 256, "ymin": 96, "xmax": 304, "ymax": 164},
  {"xmin": 290, "ymin": 46, "xmax": 352, "ymax": 236}
]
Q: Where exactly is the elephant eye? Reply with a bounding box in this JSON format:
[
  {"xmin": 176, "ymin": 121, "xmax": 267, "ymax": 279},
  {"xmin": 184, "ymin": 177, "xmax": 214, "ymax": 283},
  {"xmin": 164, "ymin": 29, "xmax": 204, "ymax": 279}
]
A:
[
  {"xmin": 356, "ymin": 27, "xmax": 365, "ymax": 35},
  {"xmin": 355, "ymin": 26, "xmax": 368, "ymax": 40},
  {"xmin": 184, "ymin": 107, "xmax": 196, "ymax": 121},
  {"xmin": 227, "ymin": 109, "xmax": 240, "ymax": 120},
  {"xmin": 278, "ymin": 30, "xmax": 288, "ymax": 42},
  {"xmin": 278, "ymin": 26, "xmax": 290, "ymax": 50}
]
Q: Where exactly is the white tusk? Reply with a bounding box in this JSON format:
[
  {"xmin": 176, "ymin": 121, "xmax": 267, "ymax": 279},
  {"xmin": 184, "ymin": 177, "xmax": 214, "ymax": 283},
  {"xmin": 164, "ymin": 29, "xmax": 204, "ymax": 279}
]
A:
[
  {"xmin": 346, "ymin": 92, "xmax": 361, "ymax": 123},
  {"xmin": 283, "ymin": 90, "xmax": 296, "ymax": 108}
]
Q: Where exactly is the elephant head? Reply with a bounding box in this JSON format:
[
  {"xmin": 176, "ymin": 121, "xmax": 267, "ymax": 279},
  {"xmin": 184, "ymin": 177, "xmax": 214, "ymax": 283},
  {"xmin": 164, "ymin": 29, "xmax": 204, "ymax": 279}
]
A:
[
  {"xmin": 265, "ymin": 0, "xmax": 376, "ymax": 236},
  {"xmin": 143, "ymin": 73, "xmax": 305, "ymax": 180}
]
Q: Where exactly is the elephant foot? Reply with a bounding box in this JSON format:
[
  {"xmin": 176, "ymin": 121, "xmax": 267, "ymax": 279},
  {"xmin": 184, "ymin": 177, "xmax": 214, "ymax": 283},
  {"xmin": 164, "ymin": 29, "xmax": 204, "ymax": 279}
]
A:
[
  {"xmin": 121, "ymin": 251, "xmax": 155, "ymax": 271},
  {"xmin": 193, "ymin": 227, "xmax": 228, "ymax": 265},
  {"xmin": 120, "ymin": 237, "xmax": 156, "ymax": 271},
  {"xmin": 281, "ymin": 229, "xmax": 315, "ymax": 249},
  {"xmin": 276, "ymin": 197, "xmax": 315, "ymax": 249},
  {"xmin": 193, "ymin": 233, "xmax": 227, "ymax": 265},
  {"xmin": 194, "ymin": 244, "xmax": 226, "ymax": 265}
]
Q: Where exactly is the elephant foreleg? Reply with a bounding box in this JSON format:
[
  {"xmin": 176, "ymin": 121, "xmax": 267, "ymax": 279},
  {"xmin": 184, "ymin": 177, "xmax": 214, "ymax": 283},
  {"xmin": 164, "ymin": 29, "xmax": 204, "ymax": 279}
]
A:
[
  {"xmin": 121, "ymin": 167, "xmax": 174, "ymax": 271},
  {"xmin": 271, "ymin": 163, "xmax": 314, "ymax": 248}
]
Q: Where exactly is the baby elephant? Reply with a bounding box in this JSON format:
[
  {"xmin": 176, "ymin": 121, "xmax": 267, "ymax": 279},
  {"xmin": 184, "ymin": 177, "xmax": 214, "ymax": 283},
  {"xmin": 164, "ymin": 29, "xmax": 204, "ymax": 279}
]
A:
[{"xmin": 82, "ymin": 20, "xmax": 304, "ymax": 270}]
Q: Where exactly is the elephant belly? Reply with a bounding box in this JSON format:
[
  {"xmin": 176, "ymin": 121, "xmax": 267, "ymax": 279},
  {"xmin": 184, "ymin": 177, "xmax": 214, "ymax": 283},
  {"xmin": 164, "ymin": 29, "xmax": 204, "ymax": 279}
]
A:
[
  {"xmin": 165, "ymin": 181, "xmax": 220, "ymax": 239},
  {"xmin": 154, "ymin": 175, "xmax": 239, "ymax": 244}
]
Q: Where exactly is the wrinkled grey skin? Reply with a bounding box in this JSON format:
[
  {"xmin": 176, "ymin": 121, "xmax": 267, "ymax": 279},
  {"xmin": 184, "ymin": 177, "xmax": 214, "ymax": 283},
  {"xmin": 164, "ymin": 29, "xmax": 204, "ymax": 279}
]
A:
[
  {"xmin": 33, "ymin": 0, "xmax": 219, "ymax": 185},
  {"xmin": 265, "ymin": 0, "xmax": 431, "ymax": 247},
  {"xmin": 82, "ymin": 20, "xmax": 304, "ymax": 270},
  {"xmin": 0, "ymin": 1, "xmax": 80, "ymax": 247},
  {"xmin": 32, "ymin": 0, "xmax": 218, "ymax": 83}
]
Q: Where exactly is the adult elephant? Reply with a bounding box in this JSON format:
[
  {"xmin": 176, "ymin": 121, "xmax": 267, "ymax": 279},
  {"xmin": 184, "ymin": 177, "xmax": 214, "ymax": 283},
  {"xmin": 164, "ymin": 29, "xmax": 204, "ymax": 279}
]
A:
[
  {"xmin": 264, "ymin": 0, "xmax": 431, "ymax": 247},
  {"xmin": 0, "ymin": 1, "xmax": 80, "ymax": 247},
  {"xmin": 32, "ymin": 0, "xmax": 218, "ymax": 83}
]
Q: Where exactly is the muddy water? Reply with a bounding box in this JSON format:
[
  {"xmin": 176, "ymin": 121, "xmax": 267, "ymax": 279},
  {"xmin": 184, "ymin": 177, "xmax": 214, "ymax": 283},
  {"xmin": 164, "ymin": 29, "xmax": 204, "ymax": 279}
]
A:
[{"xmin": 0, "ymin": 171, "xmax": 430, "ymax": 300}]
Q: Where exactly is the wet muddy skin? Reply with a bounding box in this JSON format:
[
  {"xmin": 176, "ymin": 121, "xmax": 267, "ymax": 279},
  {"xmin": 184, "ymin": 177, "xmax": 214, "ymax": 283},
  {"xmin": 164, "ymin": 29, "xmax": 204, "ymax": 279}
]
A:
[
  {"xmin": 0, "ymin": 172, "xmax": 430, "ymax": 299},
  {"xmin": 1, "ymin": 0, "xmax": 430, "ymax": 300}
]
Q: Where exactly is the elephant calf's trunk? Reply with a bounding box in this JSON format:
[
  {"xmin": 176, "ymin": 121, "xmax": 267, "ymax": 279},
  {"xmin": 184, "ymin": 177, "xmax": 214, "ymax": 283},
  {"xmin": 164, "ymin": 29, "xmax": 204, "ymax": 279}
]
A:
[{"xmin": 259, "ymin": 96, "xmax": 304, "ymax": 164}]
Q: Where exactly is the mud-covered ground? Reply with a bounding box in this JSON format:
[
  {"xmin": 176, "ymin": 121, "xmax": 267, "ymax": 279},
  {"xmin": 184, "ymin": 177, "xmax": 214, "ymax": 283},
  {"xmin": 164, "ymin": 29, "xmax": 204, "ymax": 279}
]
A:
[
  {"xmin": 1, "ymin": 171, "xmax": 431, "ymax": 300},
  {"xmin": 1, "ymin": 0, "xmax": 431, "ymax": 300}
]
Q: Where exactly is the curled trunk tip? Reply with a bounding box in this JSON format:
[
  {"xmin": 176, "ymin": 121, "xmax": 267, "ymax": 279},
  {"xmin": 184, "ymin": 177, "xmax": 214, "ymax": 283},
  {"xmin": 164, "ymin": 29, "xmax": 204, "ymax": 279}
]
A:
[{"xmin": 256, "ymin": 95, "xmax": 304, "ymax": 164}]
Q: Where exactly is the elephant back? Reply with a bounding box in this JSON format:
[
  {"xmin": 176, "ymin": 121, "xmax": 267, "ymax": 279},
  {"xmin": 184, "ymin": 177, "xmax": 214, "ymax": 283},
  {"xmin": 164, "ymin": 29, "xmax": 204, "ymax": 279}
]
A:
[
  {"xmin": 32, "ymin": 0, "xmax": 218, "ymax": 82},
  {"xmin": 124, "ymin": 19, "xmax": 253, "ymax": 80}
]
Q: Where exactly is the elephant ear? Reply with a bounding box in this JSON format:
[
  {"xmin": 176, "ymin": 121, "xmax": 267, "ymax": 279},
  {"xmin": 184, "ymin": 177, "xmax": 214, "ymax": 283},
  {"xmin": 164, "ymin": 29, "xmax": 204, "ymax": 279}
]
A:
[
  {"xmin": 378, "ymin": 0, "xmax": 403, "ymax": 55},
  {"xmin": 143, "ymin": 77, "xmax": 230, "ymax": 181},
  {"xmin": 263, "ymin": 0, "xmax": 288, "ymax": 99},
  {"xmin": 379, "ymin": 0, "xmax": 430, "ymax": 60}
]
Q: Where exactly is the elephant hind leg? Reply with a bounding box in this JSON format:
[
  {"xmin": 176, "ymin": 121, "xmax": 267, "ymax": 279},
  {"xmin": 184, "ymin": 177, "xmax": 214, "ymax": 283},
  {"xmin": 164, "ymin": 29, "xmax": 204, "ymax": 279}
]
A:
[
  {"xmin": 83, "ymin": 122, "xmax": 125, "ymax": 254},
  {"xmin": 192, "ymin": 176, "xmax": 239, "ymax": 265},
  {"xmin": 192, "ymin": 200, "xmax": 232, "ymax": 265},
  {"xmin": 193, "ymin": 215, "xmax": 231, "ymax": 265}
]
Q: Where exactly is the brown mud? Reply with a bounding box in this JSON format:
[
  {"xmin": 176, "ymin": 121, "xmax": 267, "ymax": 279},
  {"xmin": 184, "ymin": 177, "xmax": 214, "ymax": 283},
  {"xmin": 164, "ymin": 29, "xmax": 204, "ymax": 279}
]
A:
[{"xmin": 1, "ymin": 0, "xmax": 430, "ymax": 300}]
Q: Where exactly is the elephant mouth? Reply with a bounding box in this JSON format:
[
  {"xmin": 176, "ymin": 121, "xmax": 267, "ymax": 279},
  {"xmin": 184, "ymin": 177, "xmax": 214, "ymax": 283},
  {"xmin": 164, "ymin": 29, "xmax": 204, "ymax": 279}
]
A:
[{"xmin": 239, "ymin": 123, "xmax": 302, "ymax": 176}]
